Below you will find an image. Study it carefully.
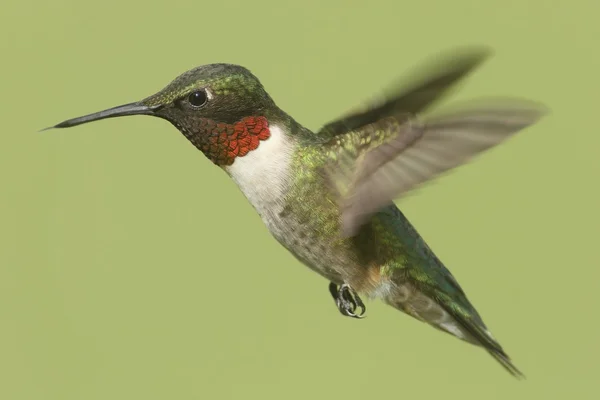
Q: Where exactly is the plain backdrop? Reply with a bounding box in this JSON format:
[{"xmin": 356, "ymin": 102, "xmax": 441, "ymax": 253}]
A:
[{"xmin": 1, "ymin": 1, "xmax": 598, "ymax": 399}]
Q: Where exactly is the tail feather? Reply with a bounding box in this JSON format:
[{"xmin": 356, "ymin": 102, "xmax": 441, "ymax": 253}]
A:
[
  {"xmin": 439, "ymin": 302, "xmax": 525, "ymax": 379},
  {"xmin": 379, "ymin": 208, "xmax": 525, "ymax": 378},
  {"xmin": 487, "ymin": 347, "xmax": 524, "ymax": 379},
  {"xmin": 383, "ymin": 282, "xmax": 524, "ymax": 378}
]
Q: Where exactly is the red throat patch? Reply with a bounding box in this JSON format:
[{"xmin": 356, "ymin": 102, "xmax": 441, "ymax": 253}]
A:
[{"xmin": 193, "ymin": 116, "xmax": 271, "ymax": 166}]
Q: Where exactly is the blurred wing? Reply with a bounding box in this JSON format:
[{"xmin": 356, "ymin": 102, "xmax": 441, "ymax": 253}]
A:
[
  {"xmin": 325, "ymin": 100, "xmax": 547, "ymax": 237},
  {"xmin": 318, "ymin": 46, "xmax": 492, "ymax": 139}
]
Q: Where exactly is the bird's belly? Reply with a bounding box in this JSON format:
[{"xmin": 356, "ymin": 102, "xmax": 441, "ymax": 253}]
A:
[{"xmin": 266, "ymin": 215, "xmax": 350, "ymax": 284}]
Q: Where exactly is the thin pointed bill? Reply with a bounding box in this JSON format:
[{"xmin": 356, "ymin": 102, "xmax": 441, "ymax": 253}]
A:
[{"xmin": 41, "ymin": 102, "xmax": 160, "ymax": 131}]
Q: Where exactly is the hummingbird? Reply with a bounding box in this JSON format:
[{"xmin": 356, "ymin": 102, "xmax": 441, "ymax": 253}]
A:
[{"xmin": 45, "ymin": 47, "xmax": 545, "ymax": 378}]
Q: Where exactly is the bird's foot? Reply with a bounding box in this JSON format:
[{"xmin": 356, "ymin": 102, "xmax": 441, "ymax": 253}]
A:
[{"xmin": 328, "ymin": 282, "xmax": 366, "ymax": 319}]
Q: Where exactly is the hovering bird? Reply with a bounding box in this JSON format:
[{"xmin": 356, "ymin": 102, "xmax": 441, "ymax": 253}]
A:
[{"xmin": 46, "ymin": 47, "xmax": 545, "ymax": 377}]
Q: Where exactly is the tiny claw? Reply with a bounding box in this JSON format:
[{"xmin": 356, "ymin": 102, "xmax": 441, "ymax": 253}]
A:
[
  {"xmin": 329, "ymin": 282, "xmax": 366, "ymax": 319},
  {"xmin": 351, "ymin": 292, "xmax": 366, "ymax": 318}
]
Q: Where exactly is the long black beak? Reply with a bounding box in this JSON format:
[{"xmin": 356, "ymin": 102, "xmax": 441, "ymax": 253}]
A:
[{"xmin": 41, "ymin": 102, "xmax": 159, "ymax": 131}]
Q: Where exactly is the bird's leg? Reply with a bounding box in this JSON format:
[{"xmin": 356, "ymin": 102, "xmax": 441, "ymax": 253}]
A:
[{"xmin": 328, "ymin": 282, "xmax": 366, "ymax": 319}]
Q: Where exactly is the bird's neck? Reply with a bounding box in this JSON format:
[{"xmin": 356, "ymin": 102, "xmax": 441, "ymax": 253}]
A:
[{"xmin": 222, "ymin": 115, "xmax": 303, "ymax": 219}]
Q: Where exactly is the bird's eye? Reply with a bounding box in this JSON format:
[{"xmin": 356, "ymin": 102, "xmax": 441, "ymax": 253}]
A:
[{"xmin": 188, "ymin": 90, "xmax": 208, "ymax": 108}]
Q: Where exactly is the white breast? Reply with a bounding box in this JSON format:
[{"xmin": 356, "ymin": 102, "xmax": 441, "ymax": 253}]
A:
[{"xmin": 224, "ymin": 125, "xmax": 295, "ymax": 233}]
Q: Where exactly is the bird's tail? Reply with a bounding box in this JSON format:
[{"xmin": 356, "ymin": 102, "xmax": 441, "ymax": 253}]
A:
[
  {"xmin": 443, "ymin": 302, "xmax": 525, "ymax": 379},
  {"xmin": 383, "ymin": 283, "xmax": 524, "ymax": 379}
]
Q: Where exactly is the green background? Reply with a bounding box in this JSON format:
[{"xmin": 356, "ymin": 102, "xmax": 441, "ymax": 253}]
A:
[{"xmin": 2, "ymin": 0, "xmax": 598, "ymax": 399}]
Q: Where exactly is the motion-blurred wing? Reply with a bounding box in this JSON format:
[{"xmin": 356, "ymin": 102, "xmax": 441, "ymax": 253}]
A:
[
  {"xmin": 318, "ymin": 46, "xmax": 492, "ymax": 139},
  {"xmin": 324, "ymin": 101, "xmax": 546, "ymax": 237}
]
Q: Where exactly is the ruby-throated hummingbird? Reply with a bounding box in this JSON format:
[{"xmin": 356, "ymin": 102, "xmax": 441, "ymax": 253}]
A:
[{"xmin": 45, "ymin": 47, "xmax": 545, "ymax": 378}]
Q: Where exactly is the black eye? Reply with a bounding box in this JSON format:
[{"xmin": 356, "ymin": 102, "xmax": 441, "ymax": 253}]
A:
[{"xmin": 188, "ymin": 90, "xmax": 208, "ymax": 107}]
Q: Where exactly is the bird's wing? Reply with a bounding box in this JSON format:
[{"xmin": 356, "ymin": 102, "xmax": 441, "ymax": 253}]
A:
[
  {"xmin": 317, "ymin": 46, "xmax": 492, "ymax": 139},
  {"xmin": 322, "ymin": 100, "xmax": 546, "ymax": 237}
]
